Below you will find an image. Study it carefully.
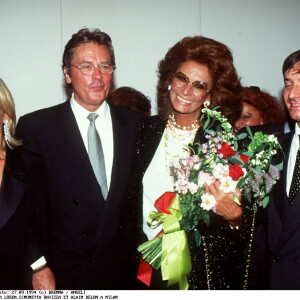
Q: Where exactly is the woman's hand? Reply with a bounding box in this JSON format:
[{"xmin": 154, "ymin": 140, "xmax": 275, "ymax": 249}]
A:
[{"xmin": 204, "ymin": 180, "xmax": 242, "ymax": 228}]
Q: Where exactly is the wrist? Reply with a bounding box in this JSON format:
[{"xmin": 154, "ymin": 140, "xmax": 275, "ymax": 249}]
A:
[{"xmin": 33, "ymin": 264, "xmax": 48, "ymax": 274}]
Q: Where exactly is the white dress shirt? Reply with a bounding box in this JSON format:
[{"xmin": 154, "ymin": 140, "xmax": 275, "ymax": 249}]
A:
[
  {"xmin": 70, "ymin": 95, "xmax": 114, "ymax": 188},
  {"xmin": 286, "ymin": 123, "xmax": 300, "ymax": 195}
]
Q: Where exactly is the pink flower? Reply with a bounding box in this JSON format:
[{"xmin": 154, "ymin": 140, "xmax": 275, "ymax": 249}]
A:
[
  {"xmin": 174, "ymin": 178, "xmax": 189, "ymax": 194},
  {"xmin": 211, "ymin": 162, "xmax": 229, "ymax": 180},
  {"xmin": 198, "ymin": 171, "xmax": 215, "ymax": 187},
  {"xmin": 188, "ymin": 182, "xmax": 198, "ymax": 195}
]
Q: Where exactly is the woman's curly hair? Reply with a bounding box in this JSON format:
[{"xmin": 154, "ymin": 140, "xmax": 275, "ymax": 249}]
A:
[
  {"xmin": 238, "ymin": 87, "xmax": 286, "ymax": 124},
  {"xmin": 157, "ymin": 36, "xmax": 242, "ymax": 120}
]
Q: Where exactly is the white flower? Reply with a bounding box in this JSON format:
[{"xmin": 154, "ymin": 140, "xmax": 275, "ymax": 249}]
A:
[
  {"xmin": 200, "ymin": 193, "xmax": 216, "ymax": 211},
  {"xmin": 188, "ymin": 182, "xmax": 198, "ymax": 195},
  {"xmin": 271, "ymin": 150, "xmax": 277, "ymax": 155},
  {"xmin": 193, "ymin": 162, "xmax": 201, "ymax": 171},
  {"xmin": 220, "ymin": 177, "xmax": 237, "ymax": 193},
  {"xmin": 268, "ymin": 135, "xmax": 277, "ymax": 142},
  {"xmin": 251, "ymin": 159, "xmax": 257, "ymax": 165},
  {"xmin": 211, "ymin": 162, "xmax": 229, "ymax": 180}
]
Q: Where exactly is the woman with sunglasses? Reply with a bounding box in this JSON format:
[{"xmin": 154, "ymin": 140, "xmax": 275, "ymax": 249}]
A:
[{"xmin": 130, "ymin": 36, "xmax": 250, "ymax": 290}]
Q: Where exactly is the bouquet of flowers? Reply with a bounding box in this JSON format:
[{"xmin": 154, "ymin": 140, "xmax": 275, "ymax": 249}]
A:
[{"xmin": 137, "ymin": 107, "xmax": 283, "ymax": 289}]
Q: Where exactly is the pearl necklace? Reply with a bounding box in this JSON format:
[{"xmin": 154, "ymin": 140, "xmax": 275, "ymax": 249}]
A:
[
  {"xmin": 168, "ymin": 113, "xmax": 200, "ymax": 130},
  {"xmin": 163, "ymin": 122, "xmax": 198, "ymax": 170}
]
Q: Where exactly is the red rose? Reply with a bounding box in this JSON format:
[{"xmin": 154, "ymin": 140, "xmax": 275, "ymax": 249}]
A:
[
  {"xmin": 240, "ymin": 154, "xmax": 249, "ymax": 164},
  {"xmin": 229, "ymin": 163, "xmax": 244, "ymax": 180},
  {"xmin": 217, "ymin": 142, "xmax": 236, "ymax": 158},
  {"xmin": 154, "ymin": 192, "xmax": 176, "ymax": 214}
]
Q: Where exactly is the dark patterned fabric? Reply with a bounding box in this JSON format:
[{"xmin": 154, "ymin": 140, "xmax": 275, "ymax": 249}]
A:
[
  {"xmin": 129, "ymin": 115, "xmax": 252, "ymax": 290},
  {"xmin": 288, "ymin": 138, "xmax": 300, "ymax": 204}
]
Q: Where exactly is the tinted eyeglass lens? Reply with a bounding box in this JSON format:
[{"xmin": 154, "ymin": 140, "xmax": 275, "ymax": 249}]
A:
[{"xmin": 171, "ymin": 72, "xmax": 208, "ymax": 98}]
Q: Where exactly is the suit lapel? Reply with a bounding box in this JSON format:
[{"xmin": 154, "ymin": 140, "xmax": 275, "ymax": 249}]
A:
[
  {"xmin": 93, "ymin": 105, "xmax": 142, "ymax": 241},
  {"xmin": 54, "ymin": 101, "xmax": 103, "ymax": 199},
  {"xmin": 272, "ymin": 132, "xmax": 292, "ymax": 216},
  {"xmin": 105, "ymin": 105, "xmax": 130, "ymax": 202},
  {"xmin": 268, "ymin": 131, "xmax": 300, "ymax": 252}
]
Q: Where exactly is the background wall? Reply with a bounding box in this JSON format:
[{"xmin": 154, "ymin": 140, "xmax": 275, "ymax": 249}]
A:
[{"xmin": 1, "ymin": 0, "xmax": 300, "ymax": 118}]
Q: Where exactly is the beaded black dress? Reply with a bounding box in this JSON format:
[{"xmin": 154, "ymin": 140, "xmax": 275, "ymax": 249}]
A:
[{"xmin": 131, "ymin": 115, "xmax": 252, "ymax": 290}]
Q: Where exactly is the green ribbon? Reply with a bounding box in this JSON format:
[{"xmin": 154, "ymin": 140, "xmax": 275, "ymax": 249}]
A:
[
  {"xmin": 147, "ymin": 194, "xmax": 192, "ymax": 290},
  {"xmin": 161, "ymin": 230, "xmax": 191, "ymax": 290}
]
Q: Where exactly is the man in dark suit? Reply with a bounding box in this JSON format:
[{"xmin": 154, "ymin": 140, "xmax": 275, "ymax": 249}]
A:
[
  {"xmin": 247, "ymin": 49, "xmax": 300, "ymax": 289},
  {"xmin": 16, "ymin": 28, "xmax": 143, "ymax": 290}
]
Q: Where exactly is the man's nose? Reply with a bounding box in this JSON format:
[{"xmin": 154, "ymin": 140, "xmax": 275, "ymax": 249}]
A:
[
  {"xmin": 288, "ymin": 84, "xmax": 300, "ymax": 99},
  {"xmin": 92, "ymin": 66, "xmax": 103, "ymax": 78}
]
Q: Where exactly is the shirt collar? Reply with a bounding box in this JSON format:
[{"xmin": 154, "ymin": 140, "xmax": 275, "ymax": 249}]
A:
[
  {"xmin": 293, "ymin": 123, "xmax": 300, "ymax": 147},
  {"xmin": 70, "ymin": 94, "xmax": 109, "ymax": 121},
  {"xmin": 295, "ymin": 122, "xmax": 300, "ymax": 136}
]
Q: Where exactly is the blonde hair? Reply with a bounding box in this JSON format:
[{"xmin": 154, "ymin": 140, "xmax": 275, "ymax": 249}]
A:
[{"xmin": 0, "ymin": 78, "xmax": 21, "ymax": 150}]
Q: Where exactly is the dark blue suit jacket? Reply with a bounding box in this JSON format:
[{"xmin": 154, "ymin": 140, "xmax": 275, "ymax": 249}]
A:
[
  {"xmin": 16, "ymin": 100, "xmax": 143, "ymax": 289},
  {"xmin": 248, "ymin": 131, "xmax": 300, "ymax": 289}
]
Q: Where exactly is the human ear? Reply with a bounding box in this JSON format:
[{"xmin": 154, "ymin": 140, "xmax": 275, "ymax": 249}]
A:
[
  {"xmin": 3, "ymin": 113, "xmax": 9, "ymax": 122},
  {"xmin": 64, "ymin": 67, "xmax": 72, "ymax": 84}
]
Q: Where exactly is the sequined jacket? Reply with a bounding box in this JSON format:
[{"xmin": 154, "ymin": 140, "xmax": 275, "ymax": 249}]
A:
[{"xmin": 130, "ymin": 115, "xmax": 252, "ymax": 290}]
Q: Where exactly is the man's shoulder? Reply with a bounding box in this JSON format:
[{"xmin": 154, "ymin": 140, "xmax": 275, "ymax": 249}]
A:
[{"xmin": 19, "ymin": 101, "xmax": 69, "ymax": 123}]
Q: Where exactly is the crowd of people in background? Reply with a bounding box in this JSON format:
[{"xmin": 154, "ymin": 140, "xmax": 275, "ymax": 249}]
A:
[{"xmin": 1, "ymin": 27, "xmax": 300, "ymax": 291}]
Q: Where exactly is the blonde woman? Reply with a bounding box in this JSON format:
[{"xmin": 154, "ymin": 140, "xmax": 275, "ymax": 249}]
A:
[{"xmin": 0, "ymin": 78, "xmax": 32, "ymax": 289}]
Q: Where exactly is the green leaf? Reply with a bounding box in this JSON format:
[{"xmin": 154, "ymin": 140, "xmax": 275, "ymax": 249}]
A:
[
  {"xmin": 262, "ymin": 195, "xmax": 269, "ymax": 208},
  {"xmin": 255, "ymin": 165, "xmax": 262, "ymax": 173},
  {"xmin": 194, "ymin": 229, "xmax": 201, "ymax": 247},
  {"xmin": 205, "ymin": 129, "xmax": 215, "ymax": 135},
  {"xmin": 234, "ymin": 140, "xmax": 238, "ymax": 151},
  {"xmin": 203, "ymin": 117, "xmax": 210, "ymax": 130},
  {"xmin": 242, "ymin": 151, "xmax": 253, "ymax": 157},
  {"xmin": 201, "ymin": 212, "xmax": 210, "ymax": 226},
  {"xmin": 237, "ymin": 176, "xmax": 246, "ymax": 188},
  {"xmin": 228, "ymin": 157, "xmax": 243, "ymax": 164},
  {"xmin": 237, "ymin": 132, "xmax": 247, "ymax": 140},
  {"xmin": 244, "ymin": 192, "xmax": 252, "ymax": 203},
  {"xmin": 276, "ymin": 161, "xmax": 284, "ymax": 171},
  {"xmin": 246, "ymin": 126, "xmax": 253, "ymax": 138}
]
